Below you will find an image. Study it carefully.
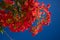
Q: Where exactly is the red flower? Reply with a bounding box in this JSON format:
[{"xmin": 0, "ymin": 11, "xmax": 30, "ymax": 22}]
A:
[{"xmin": 3, "ymin": 0, "xmax": 15, "ymax": 5}]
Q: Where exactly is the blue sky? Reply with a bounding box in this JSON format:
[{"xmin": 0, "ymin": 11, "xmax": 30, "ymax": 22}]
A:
[{"xmin": 0, "ymin": 0, "xmax": 60, "ymax": 40}]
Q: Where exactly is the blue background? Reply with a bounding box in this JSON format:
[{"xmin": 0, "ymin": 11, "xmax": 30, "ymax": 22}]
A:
[{"xmin": 0, "ymin": 0, "xmax": 60, "ymax": 40}]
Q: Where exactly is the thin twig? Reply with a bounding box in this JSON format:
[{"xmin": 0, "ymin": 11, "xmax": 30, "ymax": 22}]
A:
[{"xmin": 3, "ymin": 30, "xmax": 14, "ymax": 40}]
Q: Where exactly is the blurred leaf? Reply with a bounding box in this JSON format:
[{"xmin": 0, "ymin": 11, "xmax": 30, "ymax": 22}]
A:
[
  {"xmin": 19, "ymin": 0, "xmax": 26, "ymax": 5},
  {"xmin": 0, "ymin": 26, "xmax": 4, "ymax": 34},
  {"xmin": 0, "ymin": 1, "xmax": 5, "ymax": 6}
]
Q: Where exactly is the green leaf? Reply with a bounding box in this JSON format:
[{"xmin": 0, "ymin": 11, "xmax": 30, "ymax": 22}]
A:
[
  {"xmin": 0, "ymin": 30, "xmax": 3, "ymax": 34},
  {"xmin": 0, "ymin": 1, "xmax": 6, "ymax": 8},
  {"xmin": 19, "ymin": 0, "xmax": 26, "ymax": 5},
  {"xmin": 0, "ymin": 26, "xmax": 4, "ymax": 34},
  {"xmin": 0, "ymin": 7, "xmax": 2, "ymax": 9}
]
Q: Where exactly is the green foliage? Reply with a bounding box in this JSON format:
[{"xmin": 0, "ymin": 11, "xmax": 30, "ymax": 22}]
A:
[{"xmin": 0, "ymin": 26, "xmax": 4, "ymax": 34}]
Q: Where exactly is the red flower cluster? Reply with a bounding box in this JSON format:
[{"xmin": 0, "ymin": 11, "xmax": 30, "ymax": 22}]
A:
[
  {"xmin": 3, "ymin": 0, "xmax": 15, "ymax": 5},
  {"xmin": 0, "ymin": 0, "xmax": 51, "ymax": 36}
]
